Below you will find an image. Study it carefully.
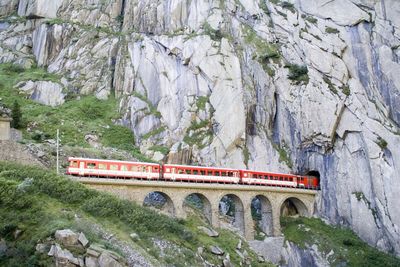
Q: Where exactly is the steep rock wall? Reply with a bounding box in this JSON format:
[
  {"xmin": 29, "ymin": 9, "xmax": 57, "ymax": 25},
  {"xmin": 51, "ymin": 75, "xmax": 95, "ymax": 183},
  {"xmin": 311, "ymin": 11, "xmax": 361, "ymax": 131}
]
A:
[{"xmin": 0, "ymin": 0, "xmax": 399, "ymax": 256}]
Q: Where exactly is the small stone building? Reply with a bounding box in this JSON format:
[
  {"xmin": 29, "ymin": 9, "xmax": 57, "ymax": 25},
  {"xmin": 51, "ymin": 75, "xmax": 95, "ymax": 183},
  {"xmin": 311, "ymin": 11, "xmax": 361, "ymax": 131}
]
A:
[{"xmin": 0, "ymin": 117, "xmax": 12, "ymax": 141}]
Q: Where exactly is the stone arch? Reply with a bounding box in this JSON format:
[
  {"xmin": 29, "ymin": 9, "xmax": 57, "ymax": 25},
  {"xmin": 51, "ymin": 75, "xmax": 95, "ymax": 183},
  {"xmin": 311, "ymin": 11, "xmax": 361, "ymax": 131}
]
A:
[
  {"xmin": 251, "ymin": 195, "xmax": 273, "ymax": 236},
  {"xmin": 280, "ymin": 197, "xmax": 309, "ymax": 217},
  {"xmin": 183, "ymin": 192, "xmax": 212, "ymax": 224},
  {"xmin": 219, "ymin": 194, "xmax": 245, "ymax": 235},
  {"xmin": 143, "ymin": 191, "xmax": 175, "ymax": 216}
]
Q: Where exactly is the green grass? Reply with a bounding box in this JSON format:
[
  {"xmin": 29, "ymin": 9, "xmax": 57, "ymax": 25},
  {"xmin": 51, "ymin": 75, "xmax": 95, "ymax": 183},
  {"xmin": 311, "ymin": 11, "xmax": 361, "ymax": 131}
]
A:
[
  {"xmin": 0, "ymin": 162, "xmax": 273, "ymax": 266},
  {"xmin": 0, "ymin": 63, "xmax": 153, "ymax": 161},
  {"xmin": 183, "ymin": 212, "xmax": 273, "ymax": 267},
  {"xmin": 243, "ymin": 25, "xmax": 280, "ymax": 70},
  {"xmin": 0, "ymin": 162, "xmax": 194, "ymax": 265},
  {"xmin": 183, "ymin": 120, "xmax": 213, "ymax": 149},
  {"xmin": 323, "ymin": 76, "xmax": 338, "ymax": 94},
  {"xmin": 281, "ymin": 217, "xmax": 400, "ymax": 267},
  {"xmin": 196, "ymin": 96, "xmax": 209, "ymax": 111},
  {"xmin": 273, "ymin": 143, "xmax": 293, "ymax": 168},
  {"xmin": 148, "ymin": 145, "xmax": 170, "ymax": 155}
]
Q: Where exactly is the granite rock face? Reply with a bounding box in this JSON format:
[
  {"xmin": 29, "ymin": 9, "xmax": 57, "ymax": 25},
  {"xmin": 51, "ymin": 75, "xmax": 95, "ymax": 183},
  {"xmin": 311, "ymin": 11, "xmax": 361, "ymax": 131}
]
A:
[{"xmin": 0, "ymin": 0, "xmax": 400, "ymax": 257}]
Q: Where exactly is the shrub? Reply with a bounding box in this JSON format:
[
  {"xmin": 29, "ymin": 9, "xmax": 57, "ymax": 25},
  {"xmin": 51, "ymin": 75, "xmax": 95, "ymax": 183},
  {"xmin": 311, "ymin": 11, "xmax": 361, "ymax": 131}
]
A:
[
  {"xmin": 286, "ymin": 64, "xmax": 309, "ymax": 85},
  {"xmin": 325, "ymin": 27, "xmax": 340, "ymax": 34},
  {"xmin": 11, "ymin": 100, "xmax": 22, "ymax": 128}
]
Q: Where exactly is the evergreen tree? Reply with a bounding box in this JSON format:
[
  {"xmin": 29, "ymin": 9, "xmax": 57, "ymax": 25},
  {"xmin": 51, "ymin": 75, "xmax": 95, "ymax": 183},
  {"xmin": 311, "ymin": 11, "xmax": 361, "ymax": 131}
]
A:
[{"xmin": 11, "ymin": 100, "xmax": 22, "ymax": 129}]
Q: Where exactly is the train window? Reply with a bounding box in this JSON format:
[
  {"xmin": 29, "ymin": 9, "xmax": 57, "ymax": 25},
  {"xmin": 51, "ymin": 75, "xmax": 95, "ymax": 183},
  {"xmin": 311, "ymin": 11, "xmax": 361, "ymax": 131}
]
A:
[
  {"xmin": 186, "ymin": 170, "xmax": 191, "ymax": 174},
  {"xmin": 200, "ymin": 170, "xmax": 205, "ymax": 175},
  {"xmin": 207, "ymin": 171, "xmax": 213, "ymax": 175},
  {"xmin": 228, "ymin": 172, "xmax": 233, "ymax": 177},
  {"xmin": 98, "ymin": 163, "xmax": 107, "ymax": 170},
  {"xmin": 87, "ymin": 163, "xmax": 96, "ymax": 169},
  {"xmin": 110, "ymin": 164, "xmax": 118, "ymax": 171},
  {"xmin": 193, "ymin": 170, "xmax": 198, "ymax": 175},
  {"xmin": 221, "ymin": 172, "xmax": 226, "ymax": 176},
  {"xmin": 178, "ymin": 169, "xmax": 184, "ymax": 174},
  {"xmin": 131, "ymin": 166, "xmax": 138, "ymax": 172},
  {"xmin": 121, "ymin": 165, "xmax": 128, "ymax": 171},
  {"xmin": 70, "ymin": 161, "xmax": 78, "ymax": 167}
]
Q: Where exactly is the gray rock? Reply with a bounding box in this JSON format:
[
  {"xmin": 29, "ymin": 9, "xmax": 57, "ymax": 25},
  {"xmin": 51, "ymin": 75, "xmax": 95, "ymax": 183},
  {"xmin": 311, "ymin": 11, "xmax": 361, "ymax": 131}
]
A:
[
  {"xmin": 78, "ymin": 232, "xmax": 89, "ymax": 247},
  {"xmin": 197, "ymin": 226, "xmax": 219, "ymax": 237},
  {"xmin": 0, "ymin": 239, "xmax": 7, "ymax": 256},
  {"xmin": 223, "ymin": 254, "xmax": 233, "ymax": 267},
  {"xmin": 87, "ymin": 248, "xmax": 101, "ymax": 258},
  {"xmin": 16, "ymin": 80, "xmax": 65, "ymax": 107},
  {"xmin": 209, "ymin": 245, "xmax": 224, "ymax": 256},
  {"xmin": 98, "ymin": 252, "xmax": 124, "ymax": 267},
  {"xmin": 236, "ymin": 239, "xmax": 242, "ymax": 250},
  {"xmin": 55, "ymin": 229, "xmax": 79, "ymax": 247},
  {"xmin": 249, "ymin": 237, "xmax": 284, "ymax": 265},
  {"xmin": 35, "ymin": 243, "xmax": 48, "ymax": 254},
  {"xmin": 197, "ymin": 246, "xmax": 204, "ymax": 255},
  {"xmin": 129, "ymin": 233, "xmax": 139, "ymax": 240},
  {"xmin": 85, "ymin": 256, "xmax": 99, "ymax": 267}
]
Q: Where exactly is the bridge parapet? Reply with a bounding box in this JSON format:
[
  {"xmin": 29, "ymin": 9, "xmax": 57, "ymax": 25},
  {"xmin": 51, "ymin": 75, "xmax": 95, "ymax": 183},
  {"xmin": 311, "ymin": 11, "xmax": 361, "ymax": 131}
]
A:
[{"xmin": 74, "ymin": 178, "xmax": 318, "ymax": 240}]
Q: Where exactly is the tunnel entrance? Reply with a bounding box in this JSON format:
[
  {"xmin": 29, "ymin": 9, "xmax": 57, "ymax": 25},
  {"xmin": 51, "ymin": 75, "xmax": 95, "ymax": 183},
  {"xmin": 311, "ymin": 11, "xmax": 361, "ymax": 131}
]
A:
[
  {"xmin": 251, "ymin": 195, "xmax": 273, "ymax": 239},
  {"xmin": 183, "ymin": 193, "xmax": 212, "ymax": 224},
  {"xmin": 219, "ymin": 194, "xmax": 245, "ymax": 235},
  {"xmin": 280, "ymin": 197, "xmax": 308, "ymax": 217},
  {"xmin": 143, "ymin": 191, "xmax": 175, "ymax": 216},
  {"xmin": 306, "ymin": 170, "xmax": 320, "ymax": 179}
]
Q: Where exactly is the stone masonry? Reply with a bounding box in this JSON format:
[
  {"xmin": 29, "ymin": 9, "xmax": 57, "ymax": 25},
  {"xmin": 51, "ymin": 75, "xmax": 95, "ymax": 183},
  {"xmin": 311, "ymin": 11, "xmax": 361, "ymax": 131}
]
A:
[{"xmin": 75, "ymin": 178, "xmax": 318, "ymax": 240}]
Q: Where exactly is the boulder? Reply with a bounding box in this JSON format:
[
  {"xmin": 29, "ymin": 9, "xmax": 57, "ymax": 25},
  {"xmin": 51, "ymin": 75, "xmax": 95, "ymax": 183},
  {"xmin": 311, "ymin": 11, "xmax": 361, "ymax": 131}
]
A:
[
  {"xmin": 129, "ymin": 233, "xmax": 139, "ymax": 240},
  {"xmin": 78, "ymin": 232, "xmax": 89, "ymax": 247},
  {"xmin": 209, "ymin": 245, "xmax": 224, "ymax": 255},
  {"xmin": 98, "ymin": 252, "xmax": 124, "ymax": 267},
  {"xmin": 0, "ymin": 239, "xmax": 7, "ymax": 257},
  {"xmin": 197, "ymin": 226, "xmax": 219, "ymax": 237},
  {"xmin": 48, "ymin": 243, "xmax": 81, "ymax": 266},
  {"xmin": 249, "ymin": 235, "xmax": 285, "ymax": 264},
  {"xmin": 85, "ymin": 256, "xmax": 99, "ymax": 267},
  {"xmin": 55, "ymin": 229, "xmax": 79, "ymax": 247},
  {"xmin": 35, "ymin": 243, "xmax": 48, "ymax": 254},
  {"xmin": 16, "ymin": 80, "xmax": 65, "ymax": 107}
]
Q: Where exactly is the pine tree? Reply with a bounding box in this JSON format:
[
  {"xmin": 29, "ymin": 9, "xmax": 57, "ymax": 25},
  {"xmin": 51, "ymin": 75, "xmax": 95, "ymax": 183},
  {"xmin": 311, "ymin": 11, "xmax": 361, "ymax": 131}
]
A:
[{"xmin": 11, "ymin": 100, "xmax": 22, "ymax": 129}]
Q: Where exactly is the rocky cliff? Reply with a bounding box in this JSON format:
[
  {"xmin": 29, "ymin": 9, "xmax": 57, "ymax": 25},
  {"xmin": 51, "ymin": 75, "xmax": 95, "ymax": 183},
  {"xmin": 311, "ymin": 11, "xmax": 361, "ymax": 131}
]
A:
[{"xmin": 0, "ymin": 0, "xmax": 399, "ymax": 257}]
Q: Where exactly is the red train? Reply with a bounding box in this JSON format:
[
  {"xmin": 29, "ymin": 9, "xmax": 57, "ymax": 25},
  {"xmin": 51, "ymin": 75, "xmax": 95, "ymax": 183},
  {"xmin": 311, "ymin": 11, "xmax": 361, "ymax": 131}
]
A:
[{"xmin": 66, "ymin": 157, "xmax": 320, "ymax": 189}]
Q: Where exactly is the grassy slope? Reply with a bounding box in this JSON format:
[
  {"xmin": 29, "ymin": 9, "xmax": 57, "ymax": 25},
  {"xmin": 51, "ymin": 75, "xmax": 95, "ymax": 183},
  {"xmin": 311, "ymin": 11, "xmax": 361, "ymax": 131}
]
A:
[
  {"xmin": 0, "ymin": 63, "xmax": 150, "ymax": 161},
  {"xmin": 0, "ymin": 161, "xmax": 271, "ymax": 266},
  {"xmin": 281, "ymin": 217, "xmax": 400, "ymax": 266}
]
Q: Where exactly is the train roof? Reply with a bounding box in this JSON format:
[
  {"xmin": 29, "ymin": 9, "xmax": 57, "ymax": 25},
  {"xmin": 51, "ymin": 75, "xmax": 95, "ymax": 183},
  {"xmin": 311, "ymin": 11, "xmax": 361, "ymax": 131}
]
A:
[
  {"xmin": 67, "ymin": 157, "xmax": 160, "ymax": 166},
  {"xmin": 240, "ymin": 169, "xmax": 302, "ymax": 177},
  {"xmin": 163, "ymin": 163, "xmax": 239, "ymax": 171}
]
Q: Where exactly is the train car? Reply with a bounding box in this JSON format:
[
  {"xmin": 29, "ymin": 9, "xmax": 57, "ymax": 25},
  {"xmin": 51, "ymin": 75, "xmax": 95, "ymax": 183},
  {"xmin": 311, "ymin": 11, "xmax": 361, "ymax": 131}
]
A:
[
  {"xmin": 297, "ymin": 175, "xmax": 319, "ymax": 189},
  {"xmin": 240, "ymin": 169, "xmax": 298, "ymax": 187},
  {"xmin": 66, "ymin": 157, "xmax": 161, "ymax": 179},
  {"xmin": 162, "ymin": 164, "xmax": 241, "ymax": 183}
]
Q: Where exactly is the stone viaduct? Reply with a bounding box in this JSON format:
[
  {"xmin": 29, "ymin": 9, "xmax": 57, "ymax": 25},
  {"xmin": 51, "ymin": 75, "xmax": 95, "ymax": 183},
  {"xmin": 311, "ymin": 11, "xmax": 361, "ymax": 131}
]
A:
[{"xmin": 74, "ymin": 178, "xmax": 318, "ymax": 240}]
